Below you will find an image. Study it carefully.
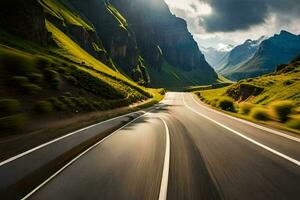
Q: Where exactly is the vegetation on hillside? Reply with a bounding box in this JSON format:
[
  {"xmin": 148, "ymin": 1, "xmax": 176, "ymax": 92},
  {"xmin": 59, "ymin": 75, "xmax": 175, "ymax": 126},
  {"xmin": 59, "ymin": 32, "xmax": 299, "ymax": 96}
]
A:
[{"xmin": 193, "ymin": 56, "xmax": 300, "ymax": 133}]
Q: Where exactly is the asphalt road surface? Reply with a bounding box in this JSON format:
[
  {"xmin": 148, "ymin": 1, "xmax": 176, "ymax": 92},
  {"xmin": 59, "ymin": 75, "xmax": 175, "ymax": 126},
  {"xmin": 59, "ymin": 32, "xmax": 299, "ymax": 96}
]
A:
[{"xmin": 24, "ymin": 92, "xmax": 300, "ymax": 200}]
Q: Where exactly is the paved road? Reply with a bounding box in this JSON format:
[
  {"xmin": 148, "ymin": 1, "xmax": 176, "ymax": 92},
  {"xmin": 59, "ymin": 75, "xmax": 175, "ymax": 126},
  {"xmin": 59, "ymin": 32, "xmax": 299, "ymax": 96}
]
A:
[{"xmin": 24, "ymin": 92, "xmax": 300, "ymax": 199}]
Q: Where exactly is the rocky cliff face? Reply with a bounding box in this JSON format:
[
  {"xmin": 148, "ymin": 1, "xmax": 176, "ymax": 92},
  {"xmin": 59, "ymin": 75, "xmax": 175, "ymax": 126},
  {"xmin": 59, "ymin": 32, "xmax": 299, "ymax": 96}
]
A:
[
  {"xmin": 0, "ymin": 0, "xmax": 217, "ymax": 86},
  {"xmin": 110, "ymin": 0, "xmax": 216, "ymax": 76},
  {"xmin": 0, "ymin": 0, "xmax": 50, "ymax": 46}
]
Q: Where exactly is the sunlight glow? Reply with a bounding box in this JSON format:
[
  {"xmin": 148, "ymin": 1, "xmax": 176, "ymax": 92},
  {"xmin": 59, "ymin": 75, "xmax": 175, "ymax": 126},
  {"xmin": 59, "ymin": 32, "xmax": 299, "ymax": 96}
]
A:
[{"xmin": 164, "ymin": 0, "xmax": 212, "ymax": 16}]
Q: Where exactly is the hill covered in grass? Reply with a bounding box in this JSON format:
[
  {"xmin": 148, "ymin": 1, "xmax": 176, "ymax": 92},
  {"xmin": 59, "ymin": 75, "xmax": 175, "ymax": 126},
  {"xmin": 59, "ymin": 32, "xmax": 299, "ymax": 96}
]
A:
[
  {"xmin": 0, "ymin": 0, "xmax": 216, "ymax": 87},
  {"xmin": 198, "ymin": 55, "xmax": 300, "ymax": 105},
  {"xmin": 0, "ymin": 0, "xmax": 169, "ymax": 136},
  {"xmin": 193, "ymin": 55, "xmax": 300, "ymax": 133}
]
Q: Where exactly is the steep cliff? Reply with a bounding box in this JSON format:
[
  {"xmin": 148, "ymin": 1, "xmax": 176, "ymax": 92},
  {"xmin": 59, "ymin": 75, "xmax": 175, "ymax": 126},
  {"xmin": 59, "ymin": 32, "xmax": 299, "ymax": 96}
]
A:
[
  {"xmin": 0, "ymin": 0, "xmax": 217, "ymax": 87},
  {"xmin": 0, "ymin": 0, "xmax": 50, "ymax": 46},
  {"xmin": 110, "ymin": 0, "xmax": 217, "ymax": 81}
]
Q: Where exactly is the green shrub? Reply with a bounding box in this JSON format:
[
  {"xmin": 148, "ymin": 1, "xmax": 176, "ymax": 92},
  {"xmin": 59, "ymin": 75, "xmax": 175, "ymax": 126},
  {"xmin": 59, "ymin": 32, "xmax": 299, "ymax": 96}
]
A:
[
  {"xmin": 0, "ymin": 99, "xmax": 21, "ymax": 115},
  {"xmin": 21, "ymin": 83, "xmax": 42, "ymax": 94},
  {"xmin": 44, "ymin": 69, "xmax": 58, "ymax": 79},
  {"xmin": 210, "ymin": 98, "xmax": 219, "ymax": 107},
  {"xmin": 28, "ymin": 73, "xmax": 43, "ymax": 83},
  {"xmin": 250, "ymin": 107, "xmax": 270, "ymax": 121},
  {"xmin": 195, "ymin": 92, "xmax": 201, "ymax": 97},
  {"xmin": 64, "ymin": 75, "xmax": 78, "ymax": 85},
  {"xmin": 50, "ymin": 77, "xmax": 61, "ymax": 90},
  {"xmin": 158, "ymin": 88, "xmax": 166, "ymax": 95},
  {"xmin": 48, "ymin": 97, "xmax": 67, "ymax": 111},
  {"xmin": 296, "ymin": 107, "xmax": 300, "ymax": 114},
  {"xmin": 217, "ymin": 97, "xmax": 236, "ymax": 112},
  {"xmin": 33, "ymin": 101, "xmax": 53, "ymax": 114},
  {"xmin": 59, "ymin": 96, "xmax": 76, "ymax": 110},
  {"xmin": 286, "ymin": 116, "xmax": 300, "ymax": 130},
  {"xmin": 239, "ymin": 103, "xmax": 254, "ymax": 115},
  {"xmin": 269, "ymin": 101, "xmax": 295, "ymax": 122},
  {"xmin": 0, "ymin": 114, "xmax": 28, "ymax": 132},
  {"xmin": 12, "ymin": 76, "xmax": 29, "ymax": 86},
  {"xmin": 283, "ymin": 80, "xmax": 294, "ymax": 86}
]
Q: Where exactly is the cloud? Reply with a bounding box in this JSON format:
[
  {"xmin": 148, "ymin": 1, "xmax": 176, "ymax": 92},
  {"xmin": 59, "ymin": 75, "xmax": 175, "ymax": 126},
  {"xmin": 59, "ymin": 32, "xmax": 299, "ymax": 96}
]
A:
[
  {"xmin": 200, "ymin": 0, "xmax": 300, "ymax": 32},
  {"xmin": 165, "ymin": 0, "xmax": 300, "ymax": 47},
  {"xmin": 201, "ymin": 0, "xmax": 268, "ymax": 32}
]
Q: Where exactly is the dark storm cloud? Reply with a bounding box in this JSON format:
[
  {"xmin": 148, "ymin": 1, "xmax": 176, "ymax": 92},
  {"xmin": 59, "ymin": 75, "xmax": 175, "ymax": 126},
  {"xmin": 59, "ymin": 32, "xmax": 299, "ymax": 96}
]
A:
[{"xmin": 200, "ymin": 0, "xmax": 300, "ymax": 32}]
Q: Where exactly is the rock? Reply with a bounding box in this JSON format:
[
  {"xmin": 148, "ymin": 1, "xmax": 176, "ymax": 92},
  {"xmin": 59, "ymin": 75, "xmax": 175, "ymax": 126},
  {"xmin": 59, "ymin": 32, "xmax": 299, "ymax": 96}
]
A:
[{"xmin": 226, "ymin": 83, "xmax": 264, "ymax": 101}]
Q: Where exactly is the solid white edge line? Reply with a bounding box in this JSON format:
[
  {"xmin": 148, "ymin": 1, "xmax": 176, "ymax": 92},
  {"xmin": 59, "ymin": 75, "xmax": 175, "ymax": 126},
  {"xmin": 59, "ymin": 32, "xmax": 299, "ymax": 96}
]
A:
[
  {"xmin": 0, "ymin": 105, "xmax": 161, "ymax": 167},
  {"xmin": 158, "ymin": 117, "xmax": 170, "ymax": 200},
  {"xmin": 182, "ymin": 94, "xmax": 300, "ymax": 167},
  {"xmin": 190, "ymin": 94, "xmax": 300, "ymax": 143},
  {"xmin": 21, "ymin": 106, "xmax": 162, "ymax": 200}
]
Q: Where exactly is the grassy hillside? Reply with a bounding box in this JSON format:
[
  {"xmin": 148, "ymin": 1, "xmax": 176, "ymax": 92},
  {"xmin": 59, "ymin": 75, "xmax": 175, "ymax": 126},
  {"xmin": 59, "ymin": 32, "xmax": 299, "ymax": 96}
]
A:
[
  {"xmin": 39, "ymin": 0, "xmax": 94, "ymax": 31},
  {"xmin": 192, "ymin": 57, "xmax": 300, "ymax": 133},
  {"xmin": 148, "ymin": 61, "xmax": 217, "ymax": 90},
  {"xmin": 0, "ymin": 14, "xmax": 164, "ymax": 137}
]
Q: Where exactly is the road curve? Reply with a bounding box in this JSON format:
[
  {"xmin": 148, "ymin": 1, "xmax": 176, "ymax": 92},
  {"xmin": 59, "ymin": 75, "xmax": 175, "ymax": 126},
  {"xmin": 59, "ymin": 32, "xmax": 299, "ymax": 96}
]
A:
[{"xmin": 11, "ymin": 92, "xmax": 300, "ymax": 199}]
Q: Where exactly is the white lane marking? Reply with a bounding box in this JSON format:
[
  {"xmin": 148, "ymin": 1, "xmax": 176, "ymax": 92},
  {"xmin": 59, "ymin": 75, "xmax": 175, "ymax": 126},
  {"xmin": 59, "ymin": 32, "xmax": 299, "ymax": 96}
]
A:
[
  {"xmin": 191, "ymin": 94, "xmax": 300, "ymax": 143},
  {"xmin": 0, "ymin": 105, "xmax": 160, "ymax": 167},
  {"xmin": 21, "ymin": 106, "xmax": 162, "ymax": 200},
  {"xmin": 182, "ymin": 94, "xmax": 300, "ymax": 167},
  {"xmin": 158, "ymin": 118, "xmax": 170, "ymax": 200}
]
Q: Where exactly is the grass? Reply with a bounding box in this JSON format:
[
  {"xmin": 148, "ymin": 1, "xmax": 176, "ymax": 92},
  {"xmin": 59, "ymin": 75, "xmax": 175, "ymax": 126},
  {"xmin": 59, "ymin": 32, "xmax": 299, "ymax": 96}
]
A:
[
  {"xmin": 33, "ymin": 101, "xmax": 54, "ymax": 114},
  {"xmin": 192, "ymin": 58, "xmax": 300, "ymax": 133},
  {"xmin": 0, "ymin": 99, "xmax": 21, "ymax": 115},
  {"xmin": 0, "ymin": 114, "xmax": 28, "ymax": 133},
  {"xmin": 239, "ymin": 102, "xmax": 254, "ymax": 115},
  {"xmin": 106, "ymin": 3, "xmax": 128, "ymax": 30},
  {"xmin": 38, "ymin": 0, "xmax": 94, "ymax": 31},
  {"xmin": 286, "ymin": 116, "xmax": 300, "ymax": 130}
]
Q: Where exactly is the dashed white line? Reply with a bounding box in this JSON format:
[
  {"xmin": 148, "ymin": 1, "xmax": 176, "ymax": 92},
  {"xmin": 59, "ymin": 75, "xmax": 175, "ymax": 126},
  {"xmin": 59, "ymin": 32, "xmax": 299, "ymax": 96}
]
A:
[{"xmin": 182, "ymin": 93, "xmax": 300, "ymax": 167}]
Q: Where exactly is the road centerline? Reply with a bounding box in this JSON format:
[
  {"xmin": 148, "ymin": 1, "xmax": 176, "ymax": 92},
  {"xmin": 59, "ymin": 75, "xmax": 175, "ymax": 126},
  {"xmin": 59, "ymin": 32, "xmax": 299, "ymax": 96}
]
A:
[
  {"xmin": 182, "ymin": 93, "xmax": 300, "ymax": 167},
  {"xmin": 158, "ymin": 117, "xmax": 170, "ymax": 200}
]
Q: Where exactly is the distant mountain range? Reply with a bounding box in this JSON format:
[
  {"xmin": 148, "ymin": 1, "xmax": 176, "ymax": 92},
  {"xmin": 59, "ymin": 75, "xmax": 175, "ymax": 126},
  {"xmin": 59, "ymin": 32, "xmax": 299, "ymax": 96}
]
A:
[{"xmin": 203, "ymin": 30, "xmax": 300, "ymax": 81}]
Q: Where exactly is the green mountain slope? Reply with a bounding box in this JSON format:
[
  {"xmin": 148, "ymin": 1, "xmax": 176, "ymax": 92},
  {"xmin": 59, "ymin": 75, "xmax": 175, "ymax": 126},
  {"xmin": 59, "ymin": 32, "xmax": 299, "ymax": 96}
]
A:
[
  {"xmin": 0, "ymin": 0, "xmax": 169, "ymax": 135},
  {"xmin": 225, "ymin": 31, "xmax": 300, "ymax": 81}
]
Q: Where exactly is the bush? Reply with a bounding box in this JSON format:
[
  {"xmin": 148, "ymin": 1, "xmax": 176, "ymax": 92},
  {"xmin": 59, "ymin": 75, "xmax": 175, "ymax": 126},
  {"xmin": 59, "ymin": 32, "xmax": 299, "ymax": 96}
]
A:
[
  {"xmin": 33, "ymin": 101, "xmax": 53, "ymax": 114},
  {"xmin": 283, "ymin": 80, "xmax": 294, "ymax": 86},
  {"xmin": 28, "ymin": 73, "xmax": 43, "ymax": 83},
  {"xmin": 12, "ymin": 76, "xmax": 29, "ymax": 86},
  {"xmin": 59, "ymin": 96, "xmax": 76, "ymax": 110},
  {"xmin": 21, "ymin": 83, "xmax": 42, "ymax": 94},
  {"xmin": 210, "ymin": 98, "xmax": 219, "ymax": 107},
  {"xmin": 269, "ymin": 101, "xmax": 295, "ymax": 122},
  {"xmin": 158, "ymin": 88, "xmax": 166, "ymax": 95},
  {"xmin": 64, "ymin": 75, "xmax": 78, "ymax": 85},
  {"xmin": 0, "ymin": 99, "xmax": 21, "ymax": 115},
  {"xmin": 217, "ymin": 97, "xmax": 236, "ymax": 112},
  {"xmin": 250, "ymin": 107, "xmax": 270, "ymax": 121},
  {"xmin": 50, "ymin": 77, "xmax": 61, "ymax": 90},
  {"xmin": 44, "ymin": 69, "xmax": 58, "ymax": 79},
  {"xmin": 239, "ymin": 103, "xmax": 254, "ymax": 115},
  {"xmin": 286, "ymin": 116, "xmax": 300, "ymax": 130},
  {"xmin": 0, "ymin": 114, "xmax": 28, "ymax": 132},
  {"xmin": 48, "ymin": 97, "xmax": 67, "ymax": 111}
]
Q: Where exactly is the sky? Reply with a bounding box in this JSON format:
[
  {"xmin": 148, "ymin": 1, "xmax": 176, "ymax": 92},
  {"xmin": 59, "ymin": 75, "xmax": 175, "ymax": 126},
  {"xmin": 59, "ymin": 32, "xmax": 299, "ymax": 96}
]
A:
[{"xmin": 164, "ymin": 0, "xmax": 300, "ymax": 50}]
